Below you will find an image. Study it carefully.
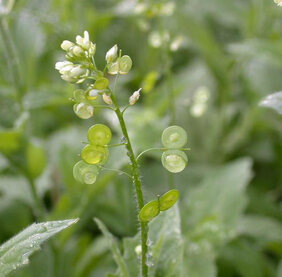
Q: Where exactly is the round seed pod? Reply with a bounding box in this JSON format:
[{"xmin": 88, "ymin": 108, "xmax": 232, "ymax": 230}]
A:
[
  {"xmin": 161, "ymin": 125, "xmax": 187, "ymax": 148},
  {"xmin": 119, "ymin": 55, "xmax": 132, "ymax": 74},
  {"xmin": 159, "ymin": 189, "xmax": 179, "ymax": 211},
  {"xmin": 73, "ymin": 89, "xmax": 86, "ymax": 102},
  {"xmin": 108, "ymin": 61, "xmax": 119, "ymax": 75},
  {"xmin": 86, "ymin": 89, "xmax": 99, "ymax": 100},
  {"xmin": 162, "ymin": 150, "xmax": 188, "ymax": 173},
  {"xmin": 93, "ymin": 77, "xmax": 109, "ymax": 90},
  {"xmin": 73, "ymin": 103, "xmax": 94, "ymax": 119},
  {"xmin": 81, "ymin": 144, "xmax": 109, "ymax": 165},
  {"xmin": 73, "ymin": 160, "xmax": 99, "ymax": 184},
  {"xmin": 87, "ymin": 124, "xmax": 112, "ymax": 146},
  {"xmin": 139, "ymin": 200, "xmax": 160, "ymax": 222}
]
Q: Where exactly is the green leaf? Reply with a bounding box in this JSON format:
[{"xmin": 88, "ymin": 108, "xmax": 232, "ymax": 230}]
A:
[
  {"xmin": 122, "ymin": 206, "xmax": 184, "ymax": 277},
  {"xmin": 148, "ymin": 205, "xmax": 184, "ymax": 277},
  {"xmin": 26, "ymin": 142, "xmax": 46, "ymax": 179},
  {"xmin": 0, "ymin": 130, "xmax": 21, "ymax": 153},
  {"xmin": 183, "ymin": 158, "xmax": 253, "ymax": 277},
  {"xmin": 259, "ymin": 92, "xmax": 282, "ymax": 115},
  {"xmin": 0, "ymin": 219, "xmax": 78, "ymax": 276},
  {"xmin": 94, "ymin": 218, "xmax": 129, "ymax": 277}
]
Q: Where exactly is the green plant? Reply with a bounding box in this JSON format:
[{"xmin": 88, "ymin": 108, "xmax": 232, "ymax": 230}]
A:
[{"xmin": 55, "ymin": 31, "xmax": 190, "ymax": 276}]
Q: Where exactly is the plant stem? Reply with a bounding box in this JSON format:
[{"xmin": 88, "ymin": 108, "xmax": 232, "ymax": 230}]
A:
[
  {"xmin": 136, "ymin": 147, "xmax": 191, "ymax": 162},
  {"xmin": 3, "ymin": 154, "xmax": 45, "ymax": 220},
  {"xmin": 109, "ymin": 92, "xmax": 148, "ymax": 277},
  {"xmin": 0, "ymin": 16, "xmax": 44, "ymax": 220},
  {"xmin": 163, "ymin": 43, "xmax": 176, "ymax": 189},
  {"xmin": 26, "ymin": 175, "xmax": 45, "ymax": 220},
  {"xmin": 0, "ymin": 16, "xmax": 24, "ymax": 111}
]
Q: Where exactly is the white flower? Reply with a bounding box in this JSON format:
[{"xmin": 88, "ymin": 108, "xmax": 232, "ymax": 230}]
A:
[
  {"xmin": 72, "ymin": 45, "xmax": 85, "ymax": 57},
  {"xmin": 274, "ymin": 0, "xmax": 282, "ymax": 6},
  {"xmin": 129, "ymin": 88, "xmax": 142, "ymax": 105},
  {"xmin": 76, "ymin": 31, "xmax": 91, "ymax": 50},
  {"xmin": 55, "ymin": 61, "xmax": 89, "ymax": 83},
  {"xmin": 55, "ymin": 61, "xmax": 73, "ymax": 71},
  {"xmin": 61, "ymin": 40, "xmax": 74, "ymax": 51},
  {"xmin": 105, "ymin": 44, "xmax": 118, "ymax": 63}
]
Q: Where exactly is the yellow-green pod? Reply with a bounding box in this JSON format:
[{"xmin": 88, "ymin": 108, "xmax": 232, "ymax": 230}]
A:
[
  {"xmin": 81, "ymin": 144, "xmax": 109, "ymax": 165},
  {"xmin": 73, "ymin": 103, "xmax": 94, "ymax": 119},
  {"xmin": 73, "ymin": 89, "xmax": 86, "ymax": 102},
  {"xmin": 162, "ymin": 150, "xmax": 188, "ymax": 173},
  {"xmin": 159, "ymin": 189, "xmax": 179, "ymax": 211},
  {"xmin": 119, "ymin": 55, "xmax": 132, "ymax": 74},
  {"xmin": 87, "ymin": 124, "xmax": 112, "ymax": 146},
  {"xmin": 73, "ymin": 160, "xmax": 99, "ymax": 184},
  {"xmin": 93, "ymin": 77, "xmax": 109, "ymax": 90},
  {"xmin": 138, "ymin": 200, "xmax": 160, "ymax": 222},
  {"xmin": 162, "ymin": 125, "xmax": 187, "ymax": 148}
]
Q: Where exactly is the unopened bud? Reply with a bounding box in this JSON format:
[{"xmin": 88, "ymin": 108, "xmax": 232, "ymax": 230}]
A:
[
  {"xmin": 72, "ymin": 45, "xmax": 85, "ymax": 57},
  {"xmin": 106, "ymin": 44, "xmax": 118, "ymax": 63},
  {"xmin": 129, "ymin": 88, "xmax": 141, "ymax": 105},
  {"xmin": 102, "ymin": 93, "xmax": 112, "ymax": 105},
  {"xmin": 61, "ymin": 40, "xmax": 74, "ymax": 51}
]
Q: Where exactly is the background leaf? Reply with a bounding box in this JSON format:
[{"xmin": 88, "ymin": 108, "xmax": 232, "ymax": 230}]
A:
[{"xmin": 0, "ymin": 219, "xmax": 78, "ymax": 276}]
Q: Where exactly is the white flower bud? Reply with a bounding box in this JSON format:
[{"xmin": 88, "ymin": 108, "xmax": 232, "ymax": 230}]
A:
[
  {"xmin": 129, "ymin": 88, "xmax": 141, "ymax": 105},
  {"xmin": 55, "ymin": 61, "xmax": 73, "ymax": 71},
  {"xmin": 76, "ymin": 35, "xmax": 84, "ymax": 47},
  {"xmin": 61, "ymin": 40, "xmax": 74, "ymax": 51},
  {"xmin": 106, "ymin": 44, "xmax": 118, "ymax": 63},
  {"xmin": 69, "ymin": 65, "xmax": 87, "ymax": 78},
  {"xmin": 102, "ymin": 93, "xmax": 113, "ymax": 105},
  {"xmin": 72, "ymin": 45, "xmax": 85, "ymax": 57},
  {"xmin": 89, "ymin": 42, "xmax": 96, "ymax": 56},
  {"xmin": 274, "ymin": 0, "xmax": 282, "ymax": 6},
  {"xmin": 61, "ymin": 74, "xmax": 77, "ymax": 83}
]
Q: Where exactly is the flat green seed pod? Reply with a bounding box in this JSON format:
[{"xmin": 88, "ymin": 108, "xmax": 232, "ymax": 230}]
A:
[
  {"xmin": 161, "ymin": 125, "xmax": 187, "ymax": 148},
  {"xmin": 86, "ymin": 89, "xmax": 99, "ymax": 100},
  {"xmin": 73, "ymin": 103, "xmax": 93, "ymax": 119},
  {"xmin": 73, "ymin": 160, "xmax": 99, "ymax": 184},
  {"xmin": 119, "ymin": 55, "xmax": 132, "ymax": 74},
  {"xmin": 159, "ymin": 189, "xmax": 179, "ymax": 211},
  {"xmin": 87, "ymin": 124, "xmax": 112, "ymax": 146},
  {"xmin": 73, "ymin": 89, "xmax": 86, "ymax": 102},
  {"xmin": 108, "ymin": 62, "xmax": 119, "ymax": 75},
  {"xmin": 93, "ymin": 77, "xmax": 109, "ymax": 90},
  {"xmin": 162, "ymin": 150, "xmax": 188, "ymax": 173},
  {"xmin": 81, "ymin": 144, "xmax": 109, "ymax": 165},
  {"xmin": 138, "ymin": 200, "xmax": 160, "ymax": 222}
]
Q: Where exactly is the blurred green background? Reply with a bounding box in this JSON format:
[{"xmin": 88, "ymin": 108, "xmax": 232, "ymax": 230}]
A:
[{"xmin": 0, "ymin": 0, "xmax": 282, "ymax": 276}]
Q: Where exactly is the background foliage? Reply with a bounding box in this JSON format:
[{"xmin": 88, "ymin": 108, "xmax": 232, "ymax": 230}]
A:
[{"xmin": 0, "ymin": 0, "xmax": 281, "ymax": 276}]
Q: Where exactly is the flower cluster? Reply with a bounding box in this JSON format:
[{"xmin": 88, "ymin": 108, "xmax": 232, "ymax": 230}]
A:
[
  {"xmin": 55, "ymin": 31, "xmax": 96, "ymax": 83},
  {"xmin": 274, "ymin": 0, "xmax": 282, "ymax": 6},
  {"xmin": 55, "ymin": 31, "xmax": 135, "ymax": 120}
]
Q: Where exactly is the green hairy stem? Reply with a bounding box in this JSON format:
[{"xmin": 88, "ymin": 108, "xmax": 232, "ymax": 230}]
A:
[{"xmin": 110, "ymin": 92, "xmax": 149, "ymax": 277}]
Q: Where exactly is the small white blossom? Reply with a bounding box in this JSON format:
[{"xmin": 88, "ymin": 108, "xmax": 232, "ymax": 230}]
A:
[
  {"xmin": 129, "ymin": 88, "xmax": 142, "ymax": 105},
  {"xmin": 106, "ymin": 44, "xmax": 118, "ymax": 63},
  {"xmin": 55, "ymin": 61, "xmax": 89, "ymax": 83},
  {"xmin": 61, "ymin": 40, "xmax": 74, "ymax": 51},
  {"xmin": 72, "ymin": 45, "xmax": 85, "ymax": 57},
  {"xmin": 76, "ymin": 31, "xmax": 91, "ymax": 50},
  {"xmin": 274, "ymin": 0, "xmax": 282, "ymax": 6}
]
